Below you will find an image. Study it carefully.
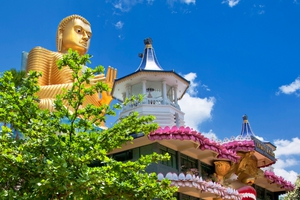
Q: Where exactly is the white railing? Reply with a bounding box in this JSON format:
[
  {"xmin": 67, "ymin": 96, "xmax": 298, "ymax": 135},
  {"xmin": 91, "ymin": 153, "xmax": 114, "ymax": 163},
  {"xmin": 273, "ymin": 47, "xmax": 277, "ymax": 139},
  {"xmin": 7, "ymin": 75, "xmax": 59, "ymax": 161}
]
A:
[
  {"xmin": 144, "ymin": 98, "xmax": 163, "ymax": 105},
  {"xmin": 122, "ymin": 98, "xmax": 180, "ymax": 111}
]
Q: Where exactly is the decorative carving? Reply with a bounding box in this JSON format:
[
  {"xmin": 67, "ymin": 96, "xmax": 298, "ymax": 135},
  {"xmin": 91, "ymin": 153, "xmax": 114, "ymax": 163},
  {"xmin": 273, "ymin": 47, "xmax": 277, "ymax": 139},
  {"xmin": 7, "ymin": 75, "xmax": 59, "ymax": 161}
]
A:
[
  {"xmin": 158, "ymin": 172, "xmax": 242, "ymax": 200},
  {"xmin": 226, "ymin": 151, "xmax": 258, "ymax": 186},
  {"xmin": 214, "ymin": 160, "xmax": 231, "ymax": 185},
  {"xmin": 148, "ymin": 126, "xmax": 240, "ymax": 162},
  {"xmin": 26, "ymin": 15, "xmax": 117, "ymax": 122},
  {"xmin": 237, "ymin": 185, "xmax": 257, "ymax": 200}
]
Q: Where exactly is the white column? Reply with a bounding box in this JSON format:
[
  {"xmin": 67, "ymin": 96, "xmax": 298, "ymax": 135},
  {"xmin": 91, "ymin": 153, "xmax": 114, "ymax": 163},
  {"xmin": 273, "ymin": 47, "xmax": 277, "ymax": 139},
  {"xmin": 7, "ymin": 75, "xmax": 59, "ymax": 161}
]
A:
[
  {"xmin": 171, "ymin": 87, "xmax": 173, "ymax": 102},
  {"xmin": 142, "ymin": 79, "xmax": 147, "ymax": 95},
  {"xmin": 174, "ymin": 85, "xmax": 178, "ymax": 105},
  {"xmin": 124, "ymin": 85, "xmax": 130, "ymax": 109},
  {"xmin": 122, "ymin": 92, "xmax": 126, "ymax": 101},
  {"xmin": 142, "ymin": 79, "xmax": 147, "ymax": 104},
  {"xmin": 162, "ymin": 79, "xmax": 167, "ymax": 104},
  {"xmin": 126, "ymin": 84, "xmax": 130, "ymax": 98}
]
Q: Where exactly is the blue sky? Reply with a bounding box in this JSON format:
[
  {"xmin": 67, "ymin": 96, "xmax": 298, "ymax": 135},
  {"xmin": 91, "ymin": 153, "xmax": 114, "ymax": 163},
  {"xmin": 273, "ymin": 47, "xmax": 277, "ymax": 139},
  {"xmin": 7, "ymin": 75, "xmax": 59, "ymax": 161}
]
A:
[{"xmin": 1, "ymin": 0, "xmax": 300, "ymax": 183}]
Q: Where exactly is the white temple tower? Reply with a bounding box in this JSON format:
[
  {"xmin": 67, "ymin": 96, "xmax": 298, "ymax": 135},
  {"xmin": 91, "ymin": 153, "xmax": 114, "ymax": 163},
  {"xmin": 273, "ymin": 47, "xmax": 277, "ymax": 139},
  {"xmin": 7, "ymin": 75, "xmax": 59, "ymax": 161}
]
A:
[{"xmin": 112, "ymin": 38, "xmax": 190, "ymax": 127}]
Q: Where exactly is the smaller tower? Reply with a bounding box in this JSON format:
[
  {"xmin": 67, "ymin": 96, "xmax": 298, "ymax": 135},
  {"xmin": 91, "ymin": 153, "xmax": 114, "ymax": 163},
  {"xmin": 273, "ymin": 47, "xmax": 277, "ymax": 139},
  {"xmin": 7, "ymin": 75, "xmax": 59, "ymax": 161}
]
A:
[
  {"xmin": 240, "ymin": 114, "xmax": 255, "ymax": 137},
  {"xmin": 112, "ymin": 38, "xmax": 190, "ymax": 127},
  {"xmin": 238, "ymin": 115, "xmax": 277, "ymax": 167}
]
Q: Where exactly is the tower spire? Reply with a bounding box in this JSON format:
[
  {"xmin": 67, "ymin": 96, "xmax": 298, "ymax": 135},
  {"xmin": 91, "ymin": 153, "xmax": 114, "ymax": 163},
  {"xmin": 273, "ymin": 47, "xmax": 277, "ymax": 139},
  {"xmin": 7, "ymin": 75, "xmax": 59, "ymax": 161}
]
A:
[
  {"xmin": 136, "ymin": 38, "xmax": 163, "ymax": 71},
  {"xmin": 240, "ymin": 114, "xmax": 255, "ymax": 137}
]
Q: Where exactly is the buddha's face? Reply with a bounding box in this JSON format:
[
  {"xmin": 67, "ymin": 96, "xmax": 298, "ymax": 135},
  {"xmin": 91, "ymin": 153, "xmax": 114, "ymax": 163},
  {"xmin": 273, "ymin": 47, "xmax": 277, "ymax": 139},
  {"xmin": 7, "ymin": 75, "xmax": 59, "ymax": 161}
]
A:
[{"xmin": 61, "ymin": 18, "xmax": 92, "ymax": 55}]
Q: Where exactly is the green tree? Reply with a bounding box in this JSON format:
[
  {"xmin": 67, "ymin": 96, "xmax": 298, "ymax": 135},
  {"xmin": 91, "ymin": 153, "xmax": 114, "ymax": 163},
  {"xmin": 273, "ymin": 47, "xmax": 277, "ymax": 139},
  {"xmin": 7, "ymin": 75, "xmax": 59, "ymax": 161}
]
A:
[
  {"xmin": 285, "ymin": 175, "xmax": 300, "ymax": 200},
  {"xmin": 8, "ymin": 68, "xmax": 26, "ymax": 88},
  {"xmin": 2, "ymin": 68, "xmax": 26, "ymax": 139},
  {"xmin": 0, "ymin": 50, "xmax": 177, "ymax": 199}
]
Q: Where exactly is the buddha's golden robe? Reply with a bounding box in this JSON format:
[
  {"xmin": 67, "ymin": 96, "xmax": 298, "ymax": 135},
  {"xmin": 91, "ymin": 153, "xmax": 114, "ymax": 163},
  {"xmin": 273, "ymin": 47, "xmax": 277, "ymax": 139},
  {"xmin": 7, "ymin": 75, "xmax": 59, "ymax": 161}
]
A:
[{"xmin": 26, "ymin": 47, "xmax": 107, "ymax": 111}]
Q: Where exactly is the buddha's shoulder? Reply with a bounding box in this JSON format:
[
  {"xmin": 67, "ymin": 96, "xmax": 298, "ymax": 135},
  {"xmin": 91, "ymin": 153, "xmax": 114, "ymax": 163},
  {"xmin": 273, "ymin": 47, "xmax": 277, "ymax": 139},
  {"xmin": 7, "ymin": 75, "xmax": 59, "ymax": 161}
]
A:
[
  {"xmin": 28, "ymin": 47, "xmax": 62, "ymax": 58},
  {"xmin": 29, "ymin": 46, "xmax": 53, "ymax": 54}
]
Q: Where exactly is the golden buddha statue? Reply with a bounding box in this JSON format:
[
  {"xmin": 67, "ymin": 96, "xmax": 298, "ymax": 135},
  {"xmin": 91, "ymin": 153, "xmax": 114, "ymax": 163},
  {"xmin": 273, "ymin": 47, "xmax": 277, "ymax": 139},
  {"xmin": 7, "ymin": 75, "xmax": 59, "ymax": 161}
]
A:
[{"xmin": 26, "ymin": 15, "xmax": 117, "ymax": 114}]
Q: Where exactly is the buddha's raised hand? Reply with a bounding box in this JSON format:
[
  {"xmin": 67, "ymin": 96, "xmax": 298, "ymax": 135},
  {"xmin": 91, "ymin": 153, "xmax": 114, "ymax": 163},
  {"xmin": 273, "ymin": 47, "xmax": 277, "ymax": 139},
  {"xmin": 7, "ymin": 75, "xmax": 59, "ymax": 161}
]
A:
[{"xmin": 99, "ymin": 67, "xmax": 117, "ymax": 106}]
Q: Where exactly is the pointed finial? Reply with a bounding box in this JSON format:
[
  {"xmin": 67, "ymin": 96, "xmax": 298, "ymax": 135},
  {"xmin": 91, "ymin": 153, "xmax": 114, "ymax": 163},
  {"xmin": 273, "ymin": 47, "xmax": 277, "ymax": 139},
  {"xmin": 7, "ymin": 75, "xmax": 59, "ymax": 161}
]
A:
[
  {"xmin": 135, "ymin": 37, "xmax": 163, "ymax": 71},
  {"xmin": 242, "ymin": 114, "xmax": 248, "ymax": 123},
  {"xmin": 144, "ymin": 37, "xmax": 153, "ymax": 48}
]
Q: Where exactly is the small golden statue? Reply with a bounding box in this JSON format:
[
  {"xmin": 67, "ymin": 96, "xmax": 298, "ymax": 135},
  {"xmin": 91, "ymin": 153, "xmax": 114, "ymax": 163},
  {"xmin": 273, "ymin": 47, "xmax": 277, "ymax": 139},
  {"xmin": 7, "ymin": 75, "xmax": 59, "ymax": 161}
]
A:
[
  {"xmin": 225, "ymin": 151, "xmax": 259, "ymax": 186},
  {"xmin": 26, "ymin": 15, "xmax": 117, "ymax": 114},
  {"xmin": 214, "ymin": 160, "xmax": 231, "ymax": 185}
]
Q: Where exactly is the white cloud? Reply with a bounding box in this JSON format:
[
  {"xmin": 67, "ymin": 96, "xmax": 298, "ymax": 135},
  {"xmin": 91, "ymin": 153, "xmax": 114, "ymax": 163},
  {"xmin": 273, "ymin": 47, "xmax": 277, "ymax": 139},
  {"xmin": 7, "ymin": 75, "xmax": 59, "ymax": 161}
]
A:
[
  {"xmin": 115, "ymin": 21, "xmax": 124, "ymax": 29},
  {"xmin": 202, "ymin": 129, "xmax": 218, "ymax": 140},
  {"xmin": 273, "ymin": 167, "xmax": 298, "ymax": 184},
  {"xmin": 274, "ymin": 158, "xmax": 298, "ymax": 169},
  {"xmin": 274, "ymin": 137, "xmax": 300, "ymax": 157},
  {"xmin": 111, "ymin": 0, "xmax": 195, "ymax": 11},
  {"xmin": 262, "ymin": 158, "xmax": 298, "ymax": 184},
  {"xmin": 180, "ymin": 0, "xmax": 196, "ymax": 4},
  {"xmin": 184, "ymin": 72, "xmax": 198, "ymax": 96},
  {"xmin": 113, "ymin": 0, "xmax": 143, "ymax": 12},
  {"xmin": 179, "ymin": 94, "xmax": 215, "ymax": 130},
  {"xmin": 118, "ymin": 34, "xmax": 125, "ymax": 40},
  {"xmin": 178, "ymin": 72, "xmax": 215, "ymax": 131},
  {"xmin": 182, "ymin": 72, "xmax": 211, "ymax": 94},
  {"xmin": 254, "ymin": 135, "xmax": 264, "ymax": 141},
  {"xmin": 167, "ymin": 0, "xmax": 196, "ymax": 6},
  {"xmin": 270, "ymin": 137, "xmax": 300, "ymax": 183},
  {"xmin": 277, "ymin": 77, "xmax": 300, "ymax": 95},
  {"xmin": 222, "ymin": 0, "xmax": 240, "ymax": 7},
  {"xmin": 253, "ymin": 4, "xmax": 265, "ymax": 15},
  {"xmin": 113, "ymin": 2, "xmax": 125, "ymax": 11},
  {"xmin": 201, "ymin": 84, "xmax": 210, "ymax": 91}
]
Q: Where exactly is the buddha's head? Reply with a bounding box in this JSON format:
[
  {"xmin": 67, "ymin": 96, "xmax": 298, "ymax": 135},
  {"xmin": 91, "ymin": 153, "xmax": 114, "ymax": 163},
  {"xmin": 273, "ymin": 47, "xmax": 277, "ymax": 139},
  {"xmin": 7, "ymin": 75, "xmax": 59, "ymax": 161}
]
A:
[{"xmin": 57, "ymin": 15, "xmax": 92, "ymax": 55}]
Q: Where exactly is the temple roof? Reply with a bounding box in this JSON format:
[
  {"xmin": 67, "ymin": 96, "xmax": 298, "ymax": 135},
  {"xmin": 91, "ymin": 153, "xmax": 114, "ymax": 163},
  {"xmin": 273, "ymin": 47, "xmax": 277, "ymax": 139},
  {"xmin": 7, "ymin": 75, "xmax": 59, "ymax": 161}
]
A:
[
  {"xmin": 238, "ymin": 115, "xmax": 277, "ymax": 166},
  {"xmin": 136, "ymin": 38, "xmax": 163, "ymax": 71},
  {"xmin": 240, "ymin": 115, "xmax": 255, "ymax": 137}
]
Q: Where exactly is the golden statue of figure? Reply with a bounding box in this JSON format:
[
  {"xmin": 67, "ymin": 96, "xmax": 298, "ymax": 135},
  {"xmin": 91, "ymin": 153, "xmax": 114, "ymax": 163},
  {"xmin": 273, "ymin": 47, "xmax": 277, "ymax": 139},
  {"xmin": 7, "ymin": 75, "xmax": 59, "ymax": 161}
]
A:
[
  {"xmin": 225, "ymin": 151, "xmax": 258, "ymax": 186},
  {"xmin": 214, "ymin": 160, "xmax": 231, "ymax": 185},
  {"xmin": 26, "ymin": 15, "xmax": 117, "ymax": 115}
]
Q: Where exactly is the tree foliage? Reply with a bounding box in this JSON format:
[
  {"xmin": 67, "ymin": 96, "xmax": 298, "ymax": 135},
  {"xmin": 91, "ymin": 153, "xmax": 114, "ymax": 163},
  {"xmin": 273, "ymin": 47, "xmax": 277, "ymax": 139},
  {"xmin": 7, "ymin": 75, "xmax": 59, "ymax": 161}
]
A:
[
  {"xmin": 2, "ymin": 68, "xmax": 26, "ymax": 138},
  {"xmin": 8, "ymin": 68, "xmax": 26, "ymax": 87},
  {"xmin": 0, "ymin": 50, "xmax": 177, "ymax": 199}
]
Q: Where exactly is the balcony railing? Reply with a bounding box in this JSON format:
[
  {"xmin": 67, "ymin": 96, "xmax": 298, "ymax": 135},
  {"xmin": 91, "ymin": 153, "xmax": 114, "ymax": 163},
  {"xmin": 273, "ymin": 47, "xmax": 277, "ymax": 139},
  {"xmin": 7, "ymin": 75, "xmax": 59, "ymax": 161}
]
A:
[{"xmin": 123, "ymin": 98, "xmax": 180, "ymax": 111}]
